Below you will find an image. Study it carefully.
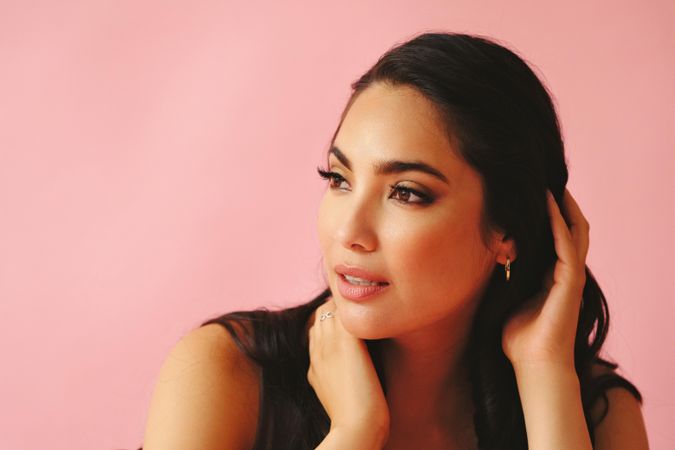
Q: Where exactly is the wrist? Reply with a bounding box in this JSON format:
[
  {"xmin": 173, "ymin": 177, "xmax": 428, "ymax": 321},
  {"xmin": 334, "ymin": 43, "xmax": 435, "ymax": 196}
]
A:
[
  {"xmin": 511, "ymin": 360, "xmax": 591, "ymax": 449},
  {"xmin": 316, "ymin": 426, "xmax": 386, "ymax": 450},
  {"xmin": 511, "ymin": 360, "xmax": 577, "ymax": 378},
  {"xmin": 513, "ymin": 363, "xmax": 581, "ymax": 401},
  {"xmin": 327, "ymin": 422, "xmax": 388, "ymax": 449}
]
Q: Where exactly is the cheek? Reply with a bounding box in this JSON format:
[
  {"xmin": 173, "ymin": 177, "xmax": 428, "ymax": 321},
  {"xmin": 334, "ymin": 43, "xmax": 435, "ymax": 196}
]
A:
[
  {"xmin": 316, "ymin": 195, "xmax": 330, "ymax": 246},
  {"xmin": 316, "ymin": 194, "xmax": 337, "ymax": 267},
  {"xmin": 389, "ymin": 212, "xmax": 491, "ymax": 300}
]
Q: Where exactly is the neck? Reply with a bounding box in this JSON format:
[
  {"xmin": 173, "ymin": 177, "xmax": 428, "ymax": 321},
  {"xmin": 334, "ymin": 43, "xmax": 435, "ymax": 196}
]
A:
[{"xmin": 378, "ymin": 305, "xmax": 477, "ymax": 442}]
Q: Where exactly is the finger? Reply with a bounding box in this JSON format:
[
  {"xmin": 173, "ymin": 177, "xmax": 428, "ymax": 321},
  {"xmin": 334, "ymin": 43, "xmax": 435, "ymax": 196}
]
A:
[
  {"xmin": 314, "ymin": 298, "xmax": 336, "ymax": 325},
  {"xmin": 561, "ymin": 188, "xmax": 590, "ymax": 263},
  {"xmin": 547, "ymin": 190, "xmax": 579, "ymax": 271},
  {"xmin": 541, "ymin": 192, "xmax": 586, "ymax": 322},
  {"xmin": 314, "ymin": 301, "xmax": 339, "ymax": 335}
]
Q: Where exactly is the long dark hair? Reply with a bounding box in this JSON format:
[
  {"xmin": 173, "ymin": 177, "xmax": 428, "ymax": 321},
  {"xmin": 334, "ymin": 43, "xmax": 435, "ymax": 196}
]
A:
[{"xmin": 139, "ymin": 32, "xmax": 642, "ymax": 450}]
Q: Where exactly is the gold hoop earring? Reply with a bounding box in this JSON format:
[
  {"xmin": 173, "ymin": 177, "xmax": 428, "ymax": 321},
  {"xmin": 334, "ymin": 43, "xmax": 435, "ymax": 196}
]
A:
[{"xmin": 505, "ymin": 257, "xmax": 511, "ymax": 282}]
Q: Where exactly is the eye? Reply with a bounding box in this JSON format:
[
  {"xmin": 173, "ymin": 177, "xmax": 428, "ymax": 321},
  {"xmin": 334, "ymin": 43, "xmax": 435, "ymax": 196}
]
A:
[
  {"xmin": 389, "ymin": 184, "xmax": 433, "ymax": 205},
  {"xmin": 316, "ymin": 166, "xmax": 434, "ymax": 206},
  {"xmin": 317, "ymin": 167, "xmax": 349, "ymax": 190}
]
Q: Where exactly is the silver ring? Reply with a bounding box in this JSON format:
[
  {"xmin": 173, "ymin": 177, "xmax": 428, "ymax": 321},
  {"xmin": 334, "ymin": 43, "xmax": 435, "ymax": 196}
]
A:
[{"xmin": 319, "ymin": 311, "xmax": 335, "ymax": 321}]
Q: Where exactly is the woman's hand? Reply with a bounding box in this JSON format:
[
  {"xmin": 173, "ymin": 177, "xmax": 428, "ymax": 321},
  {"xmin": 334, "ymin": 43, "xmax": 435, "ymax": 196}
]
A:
[
  {"xmin": 502, "ymin": 188, "xmax": 590, "ymax": 371},
  {"xmin": 307, "ymin": 297, "xmax": 390, "ymax": 445}
]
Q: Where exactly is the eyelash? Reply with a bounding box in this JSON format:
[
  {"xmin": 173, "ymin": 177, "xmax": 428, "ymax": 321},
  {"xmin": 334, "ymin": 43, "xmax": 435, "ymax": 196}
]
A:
[{"xmin": 316, "ymin": 166, "xmax": 434, "ymax": 205}]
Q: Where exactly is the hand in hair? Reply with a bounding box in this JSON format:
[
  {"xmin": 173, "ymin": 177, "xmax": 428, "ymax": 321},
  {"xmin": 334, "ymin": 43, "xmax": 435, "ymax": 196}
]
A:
[
  {"xmin": 307, "ymin": 297, "xmax": 390, "ymax": 447},
  {"xmin": 502, "ymin": 188, "xmax": 591, "ymax": 371}
]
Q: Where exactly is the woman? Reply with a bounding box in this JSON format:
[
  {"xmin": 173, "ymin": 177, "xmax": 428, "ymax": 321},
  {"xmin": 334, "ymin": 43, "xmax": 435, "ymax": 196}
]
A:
[{"xmin": 140, "ymin": 32, "xmax": 648, "ymax": 449}]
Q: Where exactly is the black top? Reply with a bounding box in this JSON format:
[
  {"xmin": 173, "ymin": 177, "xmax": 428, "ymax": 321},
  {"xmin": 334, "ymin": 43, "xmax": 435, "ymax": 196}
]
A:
[{"xmin": 201, "ymin": 289, "xmax": 332, "ymax": 449}]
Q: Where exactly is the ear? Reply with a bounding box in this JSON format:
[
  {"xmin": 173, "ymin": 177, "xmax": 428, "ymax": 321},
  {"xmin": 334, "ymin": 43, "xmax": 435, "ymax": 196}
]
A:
[{"xmin": 491, "ymin": 231, "xmax": 517, "ymax": 265}]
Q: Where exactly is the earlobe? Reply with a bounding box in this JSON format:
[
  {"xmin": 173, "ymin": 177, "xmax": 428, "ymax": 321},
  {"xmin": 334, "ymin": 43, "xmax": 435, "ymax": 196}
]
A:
[
  {"xmin": 493, "ymin": 250, "xmax": 513, "ymax": 283},
  {"xmin": 497, "ymin": 235, "xmax": 517, "ymax": 266},
  {"xmin": 489, "ymin": 229, "xmax": 517, "ymax": 265}
]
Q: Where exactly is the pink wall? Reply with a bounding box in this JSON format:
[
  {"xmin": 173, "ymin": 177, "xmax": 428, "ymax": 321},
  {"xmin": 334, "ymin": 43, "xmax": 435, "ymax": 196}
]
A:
[{"xmin": 0, "ymin": 1, "xmax": 673, "ymax": 449}]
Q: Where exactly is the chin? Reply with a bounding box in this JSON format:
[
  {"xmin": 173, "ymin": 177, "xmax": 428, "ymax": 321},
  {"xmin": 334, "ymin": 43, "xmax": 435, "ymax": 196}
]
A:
[{"xmin": 336, "ymin": 304, "xmax": 395, "ymax": 340}]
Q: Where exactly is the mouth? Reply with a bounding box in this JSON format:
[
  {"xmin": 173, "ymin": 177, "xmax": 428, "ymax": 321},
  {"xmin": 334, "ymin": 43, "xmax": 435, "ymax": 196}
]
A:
[
  {"xmin": 336, "ymin": 272, "xmax": 390, "ymax": 301},
  {"xmin": 339, "ymin": 273, "xmax": 389, "ymax": 286},
  {"xmin": 334, "ymin": 263, "xmax": 390, "ymax": 285}
]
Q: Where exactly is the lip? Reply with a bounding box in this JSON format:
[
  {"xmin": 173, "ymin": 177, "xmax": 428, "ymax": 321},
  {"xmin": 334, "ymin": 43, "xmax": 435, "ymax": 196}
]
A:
[
  {"xmin": 334, "ymin": 264, "xmax": 390, "ymax": 301},
  {"xmin": 337, "ymin": 273, "xmax": 390, "ymax": 300},
  {"xmin": 334, "ymin": 264, "xmax": 389, "ymax": 283}
]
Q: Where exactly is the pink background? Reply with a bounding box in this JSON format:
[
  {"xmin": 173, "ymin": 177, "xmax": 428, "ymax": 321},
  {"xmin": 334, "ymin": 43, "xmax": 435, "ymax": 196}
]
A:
[{"xmin": 1, "ymin": 1, "xmax": 673, "ymax": 449}]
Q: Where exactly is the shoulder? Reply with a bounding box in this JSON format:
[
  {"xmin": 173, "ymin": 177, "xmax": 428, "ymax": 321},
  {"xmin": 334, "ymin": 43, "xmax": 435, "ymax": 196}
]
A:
[
  {"xmin": 589, "ymin": 361, "xmax": 649, "ymax": 450},
  {"xmin": 142, "ymin": 322, "xmax": 261, "ymax": 450}
]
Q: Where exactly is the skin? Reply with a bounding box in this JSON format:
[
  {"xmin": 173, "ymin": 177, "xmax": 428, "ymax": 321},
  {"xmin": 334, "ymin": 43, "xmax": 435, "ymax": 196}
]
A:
[
  {"xmin": 308, "ymin": 81, "xmax": 648, "ymax": 449},
  {"xmin": 140, "ymin": 79, "xmax": 648, "ymax": 450},
  {"xmin": 311, "ymin": 82, "xmax": 516, "ymax": 448}
]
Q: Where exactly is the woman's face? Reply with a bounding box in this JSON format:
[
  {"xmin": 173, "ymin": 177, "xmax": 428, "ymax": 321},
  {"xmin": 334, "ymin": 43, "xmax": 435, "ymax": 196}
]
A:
[{"xmin": 317, "ymin": 82, "xmax": 504, "ymax": 340}]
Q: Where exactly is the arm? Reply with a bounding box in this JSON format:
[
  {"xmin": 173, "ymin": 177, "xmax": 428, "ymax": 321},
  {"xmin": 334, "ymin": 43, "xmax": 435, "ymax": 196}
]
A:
[
  {"xmin": 315, "ymin": 425, "xmax": 387, "ymax": 450},
  {"xmin": 514, "ymin": 362, "xmax": 649, "ymax": 450},
  {"xmin": 514, "ymin": 362, "xmax": 592, "ymax": 450},
  {"xmin": 504, "ymin": 190, "xmax": 647, "ymax": 449},
  {"xmin": 142, "ymin": 323, "xmax": 260, "ymax": 450}
]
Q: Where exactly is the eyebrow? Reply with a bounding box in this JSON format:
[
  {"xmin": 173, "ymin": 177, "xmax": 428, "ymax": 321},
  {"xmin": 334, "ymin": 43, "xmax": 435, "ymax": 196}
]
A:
[{"xmin": 328, "ymin": 145, "xmax": 449, "ymax": 184}]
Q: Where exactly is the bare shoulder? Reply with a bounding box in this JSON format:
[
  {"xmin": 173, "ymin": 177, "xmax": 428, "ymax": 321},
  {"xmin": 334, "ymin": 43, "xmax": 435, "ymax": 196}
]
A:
[
  {"xmin": 589, "ymin": 361, "xmax": 649, "ymax": 450},
  {"xmin": 142, "ymin": 321, "xmax": 261, "ymax": 450}
]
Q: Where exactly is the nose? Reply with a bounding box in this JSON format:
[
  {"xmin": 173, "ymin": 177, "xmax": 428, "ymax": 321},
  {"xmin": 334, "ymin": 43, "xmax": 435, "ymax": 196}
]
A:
[{"xmin": 336, "ymin": 194, "xmax": 378, "ymax": 253}]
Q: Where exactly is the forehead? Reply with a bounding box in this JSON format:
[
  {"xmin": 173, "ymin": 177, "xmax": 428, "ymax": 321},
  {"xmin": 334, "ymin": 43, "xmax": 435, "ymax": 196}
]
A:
[{"xmin": 333, "ymin": 82, "xmax": 462, "ymax": 169}]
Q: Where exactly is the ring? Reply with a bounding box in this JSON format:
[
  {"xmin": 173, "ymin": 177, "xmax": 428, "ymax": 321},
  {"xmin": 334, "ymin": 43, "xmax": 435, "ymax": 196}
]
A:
[{"xmin": 319, "ymin": 311, "xmax": 335, "ymax": 321}]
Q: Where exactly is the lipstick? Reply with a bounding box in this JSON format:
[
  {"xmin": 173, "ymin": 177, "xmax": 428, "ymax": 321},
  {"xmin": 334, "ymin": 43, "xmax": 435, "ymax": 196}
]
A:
[{"xmin": 335, "ymin": 264, "xmax": 390, "ymax": 301}]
